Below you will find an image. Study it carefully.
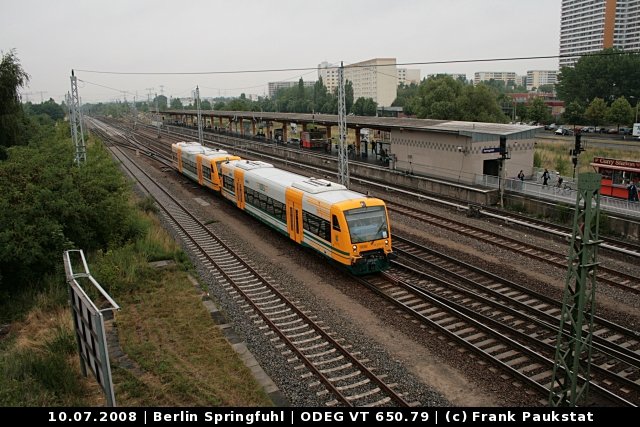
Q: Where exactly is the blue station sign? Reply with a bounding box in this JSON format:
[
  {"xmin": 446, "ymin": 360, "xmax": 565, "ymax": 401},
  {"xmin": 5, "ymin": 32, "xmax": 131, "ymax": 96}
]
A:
[{"xmin": 482, "ymin": 147, "xmax": 501, "ymax": 154}]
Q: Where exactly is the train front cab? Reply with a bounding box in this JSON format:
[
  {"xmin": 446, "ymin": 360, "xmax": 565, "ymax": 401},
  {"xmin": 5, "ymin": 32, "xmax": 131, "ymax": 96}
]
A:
[{"xmin": 330, "ymin": 199, "xmax": 393, "ymax": 274}]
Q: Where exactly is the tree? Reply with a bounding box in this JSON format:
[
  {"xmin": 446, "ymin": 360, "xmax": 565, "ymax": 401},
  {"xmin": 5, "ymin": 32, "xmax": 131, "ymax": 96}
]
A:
[
  {"xmin": 562, "ymin": 101, "xmax": 584, "ymax": 128},
  {"xmin": 345, "ymin": 80, "xmax": 354, "ymax": 114},
  {"xmin": 527, "ymin": 97, "xmax": 552, "ymax": 124},
  {"xmin": 26, "ymin": 98, "xmax": 65, "ymax": 121},
  {"xmin": 556, "ymin": 48, "xmax": 640, "ymax": 105},
  {"xmin": 0, "ymin": 49, "xmax": 30, "ymax": 148},
  {"xmin": 584, "ymin": 97, "xmax": 608, "ymax": 127},
  {"xmin": 0, "ymin": 122, "xmax": 142, "ymax": 290},
  {"xmin": 352, "ymin": 97, "xmax": 377, "ymax": 116},
  {"xmin": 392, "ymin": 83, "xmax": 419, "ymax": 115},
  {"xmin": 170, "ymin": 97, "xmax": 183, "ymax": 109},
  {"xmin": 413, "ymin": 75, "xmax": 463, "ymax": 119},
  {"xmin": 607, "ymin": 96, "xmax": 634, "ymax": 129},
  {"xmin": 152, "ymin": 95, "xmax": 168, "ymax": 111},
  {"xmin": 200, "ymin": 99, "xmax": 212, "ymax": 110},
  {"xmin": 538, "ymin": 84, "xmax": 555, "ymax": 94},
  {"xmin": 458, "ymin": 84, "xmax": 508, "ymax": 123}
]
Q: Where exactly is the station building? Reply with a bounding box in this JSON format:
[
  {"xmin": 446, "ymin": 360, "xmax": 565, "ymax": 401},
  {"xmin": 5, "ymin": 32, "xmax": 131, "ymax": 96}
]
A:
[{"xmin": 162, "ymin": 110, "xmax": 538, "ymax": 186}]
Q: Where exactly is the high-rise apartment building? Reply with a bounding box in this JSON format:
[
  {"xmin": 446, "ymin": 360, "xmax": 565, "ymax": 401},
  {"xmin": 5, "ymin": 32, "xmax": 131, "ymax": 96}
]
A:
[
  {"xmin": 559, "ymin": 0, "xmax": 640, "ymax": 68},
  {"xmin": 526, "ymin": 70, "xmax": 558, "ymax": 91},
  {"xmin": 318, "ymin": 58, "xmax": 398, "ymax": 107}
]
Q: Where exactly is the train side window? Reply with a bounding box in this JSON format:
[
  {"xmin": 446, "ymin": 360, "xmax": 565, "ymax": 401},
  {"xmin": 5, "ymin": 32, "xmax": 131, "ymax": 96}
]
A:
[{"xmin": 332, "ymin": 215, "xmax": 341, "ymax": 231}]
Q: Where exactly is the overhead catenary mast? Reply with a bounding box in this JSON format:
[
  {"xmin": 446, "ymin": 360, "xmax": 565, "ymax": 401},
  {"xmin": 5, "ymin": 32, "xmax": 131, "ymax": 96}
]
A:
[
  {"xmin": 69, "ymin": 70, "xmax": 86, "ymax": 165},
  {"xmin": 337, "ymin": 61, "xmax": 349, "ymax": 188},
  {"xmin": 196, "ymin": 86, "xmax": 203, "ymax": 145}
]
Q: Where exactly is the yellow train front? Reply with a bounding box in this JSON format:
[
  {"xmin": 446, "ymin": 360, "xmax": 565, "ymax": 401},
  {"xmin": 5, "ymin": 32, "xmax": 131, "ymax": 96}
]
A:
[{"xmin": 219, "ymin": 159, "xmax": 393, "ymax": 274}]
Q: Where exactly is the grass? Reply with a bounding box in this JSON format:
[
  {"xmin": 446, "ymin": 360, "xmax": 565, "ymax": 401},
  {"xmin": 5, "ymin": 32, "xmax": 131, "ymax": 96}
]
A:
[
  {"xmin": 113, "ymin": 268, "xmax": 272, "ymax": 406},
  {"xmin": 0, "ymin": 204, "xmax": 272, "ymax": 407},
  {"xmin": 535, "ymin": 140, "xmax": 639, "ymax": 177},
  {"xmin": 0, "ymin": 304, "xmax": 104, "ymax": 406}
]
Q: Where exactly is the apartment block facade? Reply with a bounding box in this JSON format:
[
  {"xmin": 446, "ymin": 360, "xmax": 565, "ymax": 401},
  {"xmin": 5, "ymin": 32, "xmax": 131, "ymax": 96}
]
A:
[
  {"xmin": 474, "ymin": 71, "xmax": 518, "ymax": 85},
  {"xmin": 560, "ymin": 0, "xmax": 640, "ymax": 67},
  {"xmin": 526, "ymin": 70, "xmax": 558, "ymax": 91},
  {"xmin": 398, "ymin": 68, "xmax": 421, "ymax": 86},
  {"xmin": 318, "ymin": 59, "xmax": 398, "ymax": 107}
]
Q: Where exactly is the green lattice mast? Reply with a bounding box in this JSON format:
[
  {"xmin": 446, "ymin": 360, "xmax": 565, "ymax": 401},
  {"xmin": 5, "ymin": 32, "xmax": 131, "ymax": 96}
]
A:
[{"xmin": 549, "ymin": 172, "xmax": 602, "ymax": 406}]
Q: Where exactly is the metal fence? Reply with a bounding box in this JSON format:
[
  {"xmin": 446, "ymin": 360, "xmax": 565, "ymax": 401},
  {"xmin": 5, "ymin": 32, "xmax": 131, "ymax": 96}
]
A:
[
  {"xmin": 477, "ymin": 173, "xmax": 640, "ymax": 218},
  {"xmin": 63, "ymin": 250, "xmax": 119, "ymax": 407}
]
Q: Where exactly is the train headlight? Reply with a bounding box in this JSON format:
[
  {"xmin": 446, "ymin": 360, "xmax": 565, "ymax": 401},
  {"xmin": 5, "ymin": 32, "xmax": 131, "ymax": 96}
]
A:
[
  {"xmin": 385, "ymin": 240, "xmax": 389, "ymax": 245},
  {"xmin": 352, "ymin": 245, "xmax": 357, "ymax": 252}
]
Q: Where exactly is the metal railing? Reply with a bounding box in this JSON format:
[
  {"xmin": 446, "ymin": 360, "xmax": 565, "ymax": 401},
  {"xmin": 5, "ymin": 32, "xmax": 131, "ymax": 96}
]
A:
[{"xmin": 477, "ymin": 174, "xmax": 640, "ymax": 218}]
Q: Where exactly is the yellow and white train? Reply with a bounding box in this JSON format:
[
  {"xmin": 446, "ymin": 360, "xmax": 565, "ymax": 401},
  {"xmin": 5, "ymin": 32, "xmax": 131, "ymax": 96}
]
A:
[{"xmin": 172, "ymin": 141, "xmax": 394, "ymax": 274}]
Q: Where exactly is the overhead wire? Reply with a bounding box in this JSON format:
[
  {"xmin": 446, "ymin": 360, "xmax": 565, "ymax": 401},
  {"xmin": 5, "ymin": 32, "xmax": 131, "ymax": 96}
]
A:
[
  {"xmin": 74, "ymin": 50, "xmax": 639, "ymax": 76},
  {"xmin": 73, "ymin": 50, "xmax": 639, "ymax": 102}
]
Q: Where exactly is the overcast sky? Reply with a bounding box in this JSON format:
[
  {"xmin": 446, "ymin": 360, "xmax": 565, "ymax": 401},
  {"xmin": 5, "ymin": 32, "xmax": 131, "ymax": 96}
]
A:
[{"xmin": 1, "ymin": 0, "xmax": 562, "ymax": 104}]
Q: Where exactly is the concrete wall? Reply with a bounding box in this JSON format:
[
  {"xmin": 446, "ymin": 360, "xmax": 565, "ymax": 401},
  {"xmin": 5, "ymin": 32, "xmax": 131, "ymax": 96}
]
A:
[{"xmin": 506, "ymin": 193, "xmax": 640, "ymax": 241}]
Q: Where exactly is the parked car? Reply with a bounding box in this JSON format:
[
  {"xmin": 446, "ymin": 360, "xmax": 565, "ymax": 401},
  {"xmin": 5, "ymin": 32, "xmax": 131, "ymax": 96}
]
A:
[
  {"xmin": 619, "ymin": 127, "xmax": 633, "ymax": 135},
  {"xmin": 581, "ymin": 126, "xmax": 596, "ymax": 133},
  {"xmin": 544, "ymin": 123, "xmax": 557, "ymax": 130},
  {"xmin": 555, "ymin": 127, "xmax": 573, "ymax": 136}
]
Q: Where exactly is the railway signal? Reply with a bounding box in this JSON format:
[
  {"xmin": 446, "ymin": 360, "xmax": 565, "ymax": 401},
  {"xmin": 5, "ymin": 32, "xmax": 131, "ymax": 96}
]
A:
[{"xmin": 569, "ymin": 133, "xmax": 584, "ymax": 180}]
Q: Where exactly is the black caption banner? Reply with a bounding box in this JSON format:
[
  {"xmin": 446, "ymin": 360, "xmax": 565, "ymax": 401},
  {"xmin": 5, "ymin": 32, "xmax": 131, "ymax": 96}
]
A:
[{"xmin": 0, "ymin": 407, "xmax": 633, "ymax": 426}]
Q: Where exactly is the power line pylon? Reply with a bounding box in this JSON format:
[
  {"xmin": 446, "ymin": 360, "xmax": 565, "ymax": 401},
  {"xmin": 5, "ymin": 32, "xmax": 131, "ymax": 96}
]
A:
[
  {"xmin": 549, "ymin": 172, "xmax": 602, "ymax": 407},
  {"xmin": 196, "ymin": 86, "xmax": 203, "ymax": 145},
  {"xmin": 69, "ymin": 70, "xmax": 86, "ymax": 165},
  {"xmin": 337, "ymin": 61, "xmax": 349, "ymax": 188}
]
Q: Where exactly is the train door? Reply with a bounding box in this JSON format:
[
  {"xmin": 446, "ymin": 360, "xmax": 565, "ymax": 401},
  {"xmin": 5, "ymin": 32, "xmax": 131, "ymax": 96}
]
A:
[
  {"xmin": 196, "ymin": 154, "xmax": 204, "ymax": 185},
  {"xmin": 285, "ymin": 188, "xmax": 303, "ymax": 243},
  {"xmin": 329, "ymin": 205, "xmax": 350, "ymax": 264},
  {"xmin": 234, "ymin": 169, "xmax": 245, "ymax": 210},
  {"xmin": 176, "ymin": 146, "xmax": 183, "ymax": 173}
]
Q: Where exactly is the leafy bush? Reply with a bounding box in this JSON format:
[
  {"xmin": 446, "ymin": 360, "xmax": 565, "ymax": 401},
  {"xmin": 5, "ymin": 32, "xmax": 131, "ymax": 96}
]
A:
[{"xmin": 0, "ymin": 121, "xmax": 143, "ymax": 294}]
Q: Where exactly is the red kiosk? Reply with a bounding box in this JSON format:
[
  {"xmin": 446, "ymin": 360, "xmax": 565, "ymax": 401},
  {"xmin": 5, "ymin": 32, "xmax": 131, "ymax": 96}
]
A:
[{"xmin": 590, "ymin": 157, "xmax": 640, "ymax": 198}]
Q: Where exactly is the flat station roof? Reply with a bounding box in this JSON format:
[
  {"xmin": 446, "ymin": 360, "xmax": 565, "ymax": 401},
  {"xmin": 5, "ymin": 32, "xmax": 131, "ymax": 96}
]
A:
[{"xmin": 164, "ymin": 110, "xmax": 540, "ymax": 141}]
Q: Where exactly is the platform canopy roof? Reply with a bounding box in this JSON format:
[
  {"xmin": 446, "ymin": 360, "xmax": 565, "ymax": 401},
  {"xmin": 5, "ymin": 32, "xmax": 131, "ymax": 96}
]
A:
[{"xmin": 164, "ymin": 110, "xmax": 541, "ymax": 141}]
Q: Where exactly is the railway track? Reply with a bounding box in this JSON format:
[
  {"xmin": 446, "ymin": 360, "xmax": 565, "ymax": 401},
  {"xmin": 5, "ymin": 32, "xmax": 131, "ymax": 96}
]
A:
[
  {"xmin": 388, "ymin": 235, "xmax": 640, "ymax": 404},
  {"xmin": 388, "ymin": 202, "xmax": 640, "ymax": 295},
  {"xmin": 89, "ymin": 117, "xmax": 640, "ymax": 405},
  {"xmin": 479, "ymin": 206, "xmax": 640, "ymax": 258},
  {"xmin": 358, "ymin": 265, "xmax": 637, "ymax": 406},
  {"xmin": 392, "ymin": 236, "xmax": 640, "ymax": 367},
  {"xmin": 106, "ymin": 143, "xmax": 415, "ymax": 407}
]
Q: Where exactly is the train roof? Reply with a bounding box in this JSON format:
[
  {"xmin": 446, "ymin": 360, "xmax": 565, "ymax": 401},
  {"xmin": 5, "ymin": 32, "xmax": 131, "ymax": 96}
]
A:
[
  {"xmin": 174, "ymin": 141, "xmax": 229, "ymax": 157},
  {"xmin": 229, "ymin": 161, "xmax": 372, "ymax": 205}
]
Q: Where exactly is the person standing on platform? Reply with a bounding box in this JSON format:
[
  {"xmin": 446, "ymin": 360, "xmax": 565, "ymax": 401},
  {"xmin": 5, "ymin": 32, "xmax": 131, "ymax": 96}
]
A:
[
  {"xmin": 542, "ymin": 169, "xmax": 550, "ymax": 186},
  {"xmin": 518, "ymin": 170, "xmax": 525, "ymax": 181}
]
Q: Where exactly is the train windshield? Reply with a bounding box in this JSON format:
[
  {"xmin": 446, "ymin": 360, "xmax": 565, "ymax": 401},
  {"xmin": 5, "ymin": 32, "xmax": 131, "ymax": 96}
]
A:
[{"xmin": 344, "ymin": 206, "xmax": 388, "ymax": 243}]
